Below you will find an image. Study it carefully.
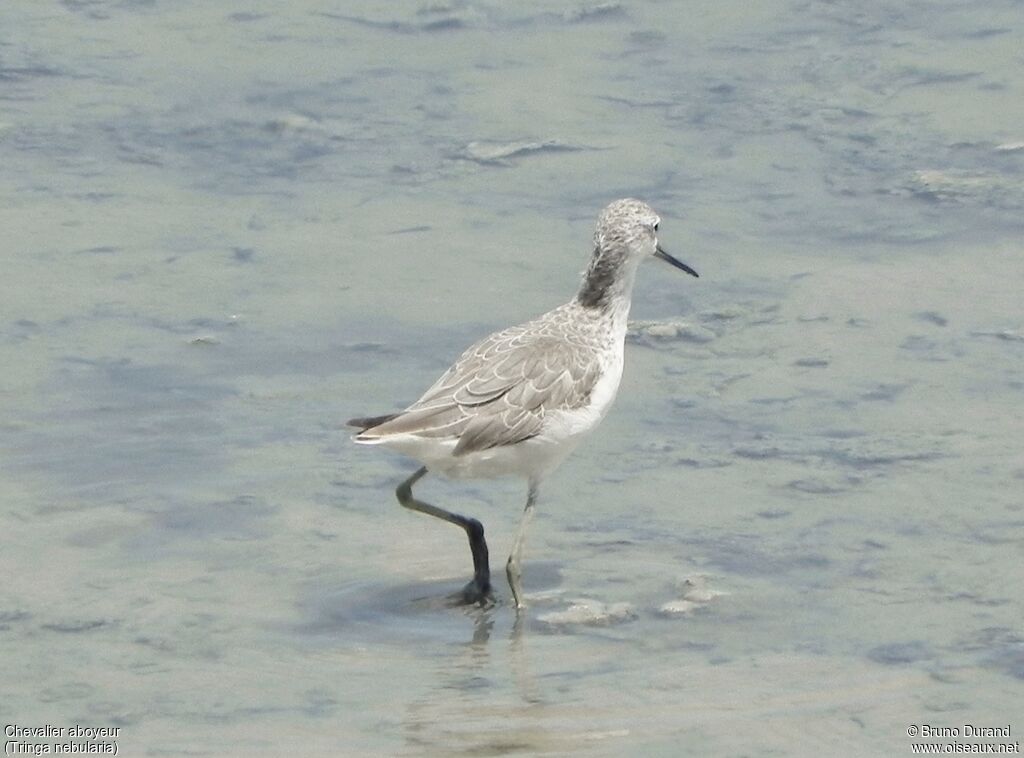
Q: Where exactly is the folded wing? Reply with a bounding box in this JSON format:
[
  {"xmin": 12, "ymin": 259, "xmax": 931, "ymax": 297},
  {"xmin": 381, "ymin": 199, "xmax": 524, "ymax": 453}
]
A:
[{"xmin": 354, "ymin": 326, "xmax": 601, "ymax": 456}]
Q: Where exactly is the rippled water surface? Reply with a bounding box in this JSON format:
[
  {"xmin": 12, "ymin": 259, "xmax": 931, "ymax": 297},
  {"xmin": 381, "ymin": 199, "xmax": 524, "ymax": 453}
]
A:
[{"xmin": 2, "ymin": 1, "xmax": 1022, "ymax": 756}]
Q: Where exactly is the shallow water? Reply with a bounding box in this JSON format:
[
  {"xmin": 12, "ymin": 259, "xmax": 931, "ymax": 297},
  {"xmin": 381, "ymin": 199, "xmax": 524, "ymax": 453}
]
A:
[{"xmin": 2, "ymin": 1, "xmax": 1022, "ymax": 756}]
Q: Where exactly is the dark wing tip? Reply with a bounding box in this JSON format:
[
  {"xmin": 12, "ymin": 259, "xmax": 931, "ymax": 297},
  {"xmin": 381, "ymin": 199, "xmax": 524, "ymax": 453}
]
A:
[{"xmin": 346, "ymin": 413, "xmax": 400, "ymax": 431}]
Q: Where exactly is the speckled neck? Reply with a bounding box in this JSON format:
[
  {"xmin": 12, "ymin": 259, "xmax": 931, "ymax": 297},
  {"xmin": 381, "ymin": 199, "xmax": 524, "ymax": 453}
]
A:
[{"xmin": 575, "ymin": 245, "xmax": 638, "ymax": 314}]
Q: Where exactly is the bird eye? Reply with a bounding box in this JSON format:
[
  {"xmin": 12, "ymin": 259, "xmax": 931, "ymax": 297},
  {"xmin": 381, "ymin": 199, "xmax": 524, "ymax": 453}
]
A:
[{"xmin": 653, "ymin": 222, "xmax": 659, "ymax": 232}]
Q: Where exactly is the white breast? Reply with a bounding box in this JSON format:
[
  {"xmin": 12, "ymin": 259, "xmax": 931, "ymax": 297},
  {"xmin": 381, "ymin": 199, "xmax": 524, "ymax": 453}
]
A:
[{"xmin": 547, "ymin": 343, "xmax": 623, "ymax": 438}]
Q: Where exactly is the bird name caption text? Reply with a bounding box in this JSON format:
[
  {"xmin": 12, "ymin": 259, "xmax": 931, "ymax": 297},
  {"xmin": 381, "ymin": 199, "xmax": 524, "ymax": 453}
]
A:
[{"xmin": 5, "ymin": 724, "xmax": 119, "ymax": 755}]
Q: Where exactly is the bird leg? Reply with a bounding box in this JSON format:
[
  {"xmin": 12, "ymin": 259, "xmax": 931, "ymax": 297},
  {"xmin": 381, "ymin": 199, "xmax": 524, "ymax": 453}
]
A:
[
  {"xmin": 506, "ymin": 483, "xmax": 538, "ymax": 611},
  {"xmin": 396, "ymin": 467, "xmax": 492, "ymax": 606}
]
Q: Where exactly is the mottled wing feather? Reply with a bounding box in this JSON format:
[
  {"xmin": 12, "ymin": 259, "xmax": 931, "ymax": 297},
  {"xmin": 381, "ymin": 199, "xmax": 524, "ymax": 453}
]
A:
[
  {"xmin": 412, "ymin": 328, "xmax": 524, "ymax": 408},
  {"xmin": 363, "ymin": 404, "xmax": 464, "ymax": 437},
  {"xmin": 360, "ymin": 324, "xmax": 601, "ymax": 455}
]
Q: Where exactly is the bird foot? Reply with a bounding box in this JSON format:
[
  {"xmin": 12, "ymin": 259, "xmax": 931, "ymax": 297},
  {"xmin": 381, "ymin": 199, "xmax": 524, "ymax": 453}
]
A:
[{"xmin": 448, "ymin": 577, "xmax": 494, "ymax": 608}]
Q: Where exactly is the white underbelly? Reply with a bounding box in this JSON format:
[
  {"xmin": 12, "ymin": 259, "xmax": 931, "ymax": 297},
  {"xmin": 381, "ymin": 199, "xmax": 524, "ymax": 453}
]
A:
[{"xmin": 359, "ymin": 431, "xmax": 582, "ymax": 482}]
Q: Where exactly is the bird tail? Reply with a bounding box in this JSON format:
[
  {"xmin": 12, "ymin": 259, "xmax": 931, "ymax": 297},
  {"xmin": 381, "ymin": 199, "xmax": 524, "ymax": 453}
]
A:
[{"xmin": 346, "ymin": 413, "xmax": 401, "ymax": 437}]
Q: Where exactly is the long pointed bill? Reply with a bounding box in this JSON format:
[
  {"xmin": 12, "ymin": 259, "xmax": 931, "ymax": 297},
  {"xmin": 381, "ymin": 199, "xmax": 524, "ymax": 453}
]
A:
[{"xmin": 655, "ymin": 244, "xmax": 699, "ymax": 278}]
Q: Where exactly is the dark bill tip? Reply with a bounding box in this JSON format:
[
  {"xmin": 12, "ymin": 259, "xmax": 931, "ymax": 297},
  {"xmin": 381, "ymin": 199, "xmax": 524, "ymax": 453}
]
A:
[{"xmin": 654, "ymin": 245, "xmax": 699, "ymax": 278}]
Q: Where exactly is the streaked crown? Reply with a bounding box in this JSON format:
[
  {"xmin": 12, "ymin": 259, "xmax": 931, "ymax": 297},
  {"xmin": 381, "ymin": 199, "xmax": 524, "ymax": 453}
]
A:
[{"xmin": 593, "ymin": 198, "xmax": 660, "ymax": 258}]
